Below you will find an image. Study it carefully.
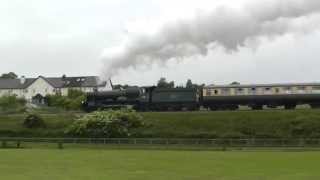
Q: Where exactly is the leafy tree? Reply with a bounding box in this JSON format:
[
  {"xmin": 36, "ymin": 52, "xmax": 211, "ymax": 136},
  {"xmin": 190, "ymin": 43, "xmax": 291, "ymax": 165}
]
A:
[
  {"xmin": 168, "ymin": 81, "xmax": 175, "ymax": 88},
  {"xmin": 23, "ymin": 113, "xmax": 46, "ymax": 129},
  {"xmin": 157, "ymin": 77, "xmax": 175, "ymax": 88},
  {"xmin": 65, "ymin": 109, "xmax": 144, "ymax": 138},
  {"xmin": 46, "ymin": 89, "xmax": 85, "ymax": 110},
  {"xmin": 230, "ymin": 81, "xmax": 240, "ymax": 85},
  {"xmin": 186, "ymin": 79, "xmax": 193, "ymax": 88},
  {"xmin": 0, "ymin": 72, "xmax": 18, "ymax": 79},
  {"xmin": 0, "ymin": 95, "xmax": 26, "ymax": 112}
]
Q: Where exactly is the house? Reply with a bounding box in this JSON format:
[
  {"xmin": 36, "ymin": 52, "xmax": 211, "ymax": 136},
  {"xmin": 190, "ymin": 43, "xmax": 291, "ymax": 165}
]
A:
[{"xmin": 0, "ymin": 75, "xmax": 107, "ymax": 103}]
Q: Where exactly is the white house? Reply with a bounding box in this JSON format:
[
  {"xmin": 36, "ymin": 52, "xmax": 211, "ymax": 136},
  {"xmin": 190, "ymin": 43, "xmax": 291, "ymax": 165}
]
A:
[{"xmin": 0, "ymin": 75, "xmax": 107, "ymax": 103}]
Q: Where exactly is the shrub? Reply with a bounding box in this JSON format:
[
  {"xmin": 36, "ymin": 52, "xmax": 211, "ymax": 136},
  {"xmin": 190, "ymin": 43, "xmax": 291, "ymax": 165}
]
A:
[
  {"xmin": 65, "ymin": 109, "xmax": 144, "ymax": 138},
  {"xmin": 46, "ymin": 89, "xmax": 85, "ymax": 110},
  {"xmin": 23, "ymin": 113, "xmax": 46, "ymax": 129},
  {"xmin": 0, "ymin": 95, "xmax": 26, "ymax": 112}
]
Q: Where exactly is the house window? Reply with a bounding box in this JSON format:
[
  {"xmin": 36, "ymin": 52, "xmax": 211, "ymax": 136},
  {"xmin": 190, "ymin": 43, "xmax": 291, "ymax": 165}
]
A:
[
  {"xmin": 275, "ymin": 88, "xmax": 280, "ymax": 93},
  {"xmin": 214, "ymin": 90, "xmax": 219, "ymax": 95}
]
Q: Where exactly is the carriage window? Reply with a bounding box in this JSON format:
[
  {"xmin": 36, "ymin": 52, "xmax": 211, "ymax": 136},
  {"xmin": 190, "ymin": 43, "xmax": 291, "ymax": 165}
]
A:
[
  {"xmin": 248, "ymin": 87, "xmax": 256, "ymax": 94},
  {"xmin": 263, "ymin": 87, "xmax": 272, "ymax": 94},
  {"xmin": 214, "ymin": 90, "xmax": 218, "ymax": 95},
  {"xmin": 221, "ymin": 88, "xmax": 230, "ymax": 95},
  {"xmin": 206, "ymin": 90, "xmax": 211, "ymax": 96},
  {"xmin": 312, "ymin": 86, "xmax": 320, "ymax": 93},
  {"xmin": 236, "ymin": 88, "xmax": 244, "ymax": 95},
  {"xmin": 283, "ymin": 87, "xmax": 292, "ymax": 94}
]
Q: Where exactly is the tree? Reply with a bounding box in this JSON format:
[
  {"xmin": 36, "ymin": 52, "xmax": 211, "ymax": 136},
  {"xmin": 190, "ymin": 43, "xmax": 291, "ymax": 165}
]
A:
[
  {"xmin": 0, "ymin": 95, "xmax": 26, "ymax": 112},
  {"xmin": 186, "ymin": 79, "xmax": 193, "ymax": 88},
  {"xmin": 46, "ymin": 89, "xmax": 86, "ymax": 110},
  {"xmin": 23, "ymin": 113, "xmax": 46, "ymax": 129},
  {"xmin": 0, "ymin": 72, "xmax": 18, "ymax": 79},
  {"xmin": 157, "ymin": 77, "xmax": 175, "ymax": 88},
  {"xmin": 157, "ymin": 77, "xmax": 167, "ymax": 88},
  {"xmin": 168, "ymin": 81, "xmax": 175, "ymax": 88},
  {"xmin": 230, "ymin": 81, "xmax": 240, "ymax": 85}
]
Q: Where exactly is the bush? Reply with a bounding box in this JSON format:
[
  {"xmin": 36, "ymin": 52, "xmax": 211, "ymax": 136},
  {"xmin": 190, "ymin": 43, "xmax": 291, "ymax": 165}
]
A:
[
  {"xmin": 0, "ymin": 95, "xmax": 26, "ymax": 113},
  {"xmin": 65, "ymin": 109, "xmax": 144, "ymax": 138},
  {"xmin": 46, "ymin": 89, "xmax": 85, "ymax": 110},
  {"xmin": 23, "ymin": 113, "xmax": 46, "ymax": 129}
]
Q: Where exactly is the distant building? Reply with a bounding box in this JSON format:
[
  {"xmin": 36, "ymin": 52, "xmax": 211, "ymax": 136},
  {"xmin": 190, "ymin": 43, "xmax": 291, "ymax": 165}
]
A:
[{"xmin": 0, "ymin": 75, "xmax": 107, "ymax": 103}]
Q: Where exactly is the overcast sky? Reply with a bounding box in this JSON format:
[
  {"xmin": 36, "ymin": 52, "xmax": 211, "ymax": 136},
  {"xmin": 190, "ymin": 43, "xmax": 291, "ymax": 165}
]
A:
[{"xmin": 1, "ymin": 0, "xmax": 320, "ymax": 86}]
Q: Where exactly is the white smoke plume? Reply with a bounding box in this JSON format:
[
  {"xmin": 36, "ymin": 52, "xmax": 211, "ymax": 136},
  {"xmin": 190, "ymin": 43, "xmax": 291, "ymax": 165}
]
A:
[{"xmin": 101, "ymin": 0, "xmax": 320, "ymax": 79}]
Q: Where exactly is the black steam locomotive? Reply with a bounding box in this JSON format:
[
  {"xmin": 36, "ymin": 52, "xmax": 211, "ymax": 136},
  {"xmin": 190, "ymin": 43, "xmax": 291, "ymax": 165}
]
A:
[
  {"xmin": 84, "ymin": 86, "xmax": 200, "ymax": 112},
  {"xmin": 83, "ymin": 82, "xmax": 320, "ymax": 112}
]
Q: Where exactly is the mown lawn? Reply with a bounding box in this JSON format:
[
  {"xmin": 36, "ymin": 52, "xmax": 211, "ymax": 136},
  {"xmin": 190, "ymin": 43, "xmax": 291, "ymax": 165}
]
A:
[{"xmin": 0, "ymin": 148, "xmax": 319, "ymax": 180}]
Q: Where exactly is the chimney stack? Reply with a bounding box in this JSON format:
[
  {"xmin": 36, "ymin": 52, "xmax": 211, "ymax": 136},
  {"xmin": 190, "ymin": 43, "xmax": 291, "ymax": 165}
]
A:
[{"xmin": 20, "ymin": 76, "xmax": 26, "ymax": 84}]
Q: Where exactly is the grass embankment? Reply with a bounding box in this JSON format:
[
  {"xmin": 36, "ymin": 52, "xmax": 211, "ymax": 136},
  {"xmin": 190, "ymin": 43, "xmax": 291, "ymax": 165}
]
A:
[
  {"xmin": 0, "ymin": 149, "xmax": 319, "ymax": 180},
  {"xmin": 1, "ymin": 110, "xmax": 320, "ymax": 138},
  {"xmin": 0, "ymin": 113, "xmax": 77, "ymax": 137},
  {"xmin": 137, "ymin": 110, "xmax": 320, "ymax": 138}
]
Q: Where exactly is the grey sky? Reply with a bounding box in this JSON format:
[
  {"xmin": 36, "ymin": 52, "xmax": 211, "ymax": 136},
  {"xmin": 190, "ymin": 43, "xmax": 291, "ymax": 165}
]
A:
[{"xmin": 1, "ymin": 0, "xmax": 320, "ymax": 86}]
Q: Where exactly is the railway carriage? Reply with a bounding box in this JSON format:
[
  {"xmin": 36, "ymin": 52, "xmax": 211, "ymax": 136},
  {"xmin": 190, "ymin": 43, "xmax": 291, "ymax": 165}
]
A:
[{"xmin": 202, "ymin": 83, "xmax": 320, "ymax": 110}]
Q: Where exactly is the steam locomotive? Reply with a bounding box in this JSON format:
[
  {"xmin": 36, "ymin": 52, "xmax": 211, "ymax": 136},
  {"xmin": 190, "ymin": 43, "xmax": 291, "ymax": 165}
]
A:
[{"xmin": 83, "ymin": 82, "xmax": 320, "ymax": 111}]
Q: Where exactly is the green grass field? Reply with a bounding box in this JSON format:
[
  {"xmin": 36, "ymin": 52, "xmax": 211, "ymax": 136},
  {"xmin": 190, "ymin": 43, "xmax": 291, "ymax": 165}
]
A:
[{"xmin": 1, "ymin": 148, "xmax": 320, "ymax": 180}]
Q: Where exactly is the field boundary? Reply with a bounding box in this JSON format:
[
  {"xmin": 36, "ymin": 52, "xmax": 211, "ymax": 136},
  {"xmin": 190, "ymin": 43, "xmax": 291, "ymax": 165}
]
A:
[{"xmin": 1, "ymin": 137, "xmax": 320, "ymax": 149}]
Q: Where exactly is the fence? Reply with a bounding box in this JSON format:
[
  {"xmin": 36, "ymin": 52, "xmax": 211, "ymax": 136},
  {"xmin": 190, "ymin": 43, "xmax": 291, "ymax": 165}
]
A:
[{"xmin": 1, "ymin": 138, "xmax": 320, "ymax": 149}]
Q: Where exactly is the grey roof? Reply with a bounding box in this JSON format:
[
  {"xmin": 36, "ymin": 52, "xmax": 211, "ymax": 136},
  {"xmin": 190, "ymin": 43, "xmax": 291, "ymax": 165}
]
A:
[
  {"xmin": 0, "ymin": 76, "xmax": 106, "ymax": 89},
  {"xmin": 206, "ymin": 82, "xmax": 320, "ymax": 89},
  {"xmin": 0, "ymin": 78, "xmax": 36, "ymax": 89}
]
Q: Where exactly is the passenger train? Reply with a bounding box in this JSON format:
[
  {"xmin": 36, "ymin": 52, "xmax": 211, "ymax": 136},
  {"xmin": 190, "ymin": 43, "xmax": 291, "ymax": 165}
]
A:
[{"xmin": 83, "ymin": 82, "xmax": 320, "ymax": 111}]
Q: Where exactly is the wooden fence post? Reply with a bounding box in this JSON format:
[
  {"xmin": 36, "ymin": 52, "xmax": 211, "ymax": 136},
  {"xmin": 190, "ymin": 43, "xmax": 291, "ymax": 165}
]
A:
[
  {"xmin": 2, "ymin": 141, "xmax": 6, "ymax": 148},
  {"xmin": 58, "ymin": 142, "xmax": 63, "ymax": 149},
  {"xmin": 16, "ymin": 141, "xmax": 21, "ymax": 148}
]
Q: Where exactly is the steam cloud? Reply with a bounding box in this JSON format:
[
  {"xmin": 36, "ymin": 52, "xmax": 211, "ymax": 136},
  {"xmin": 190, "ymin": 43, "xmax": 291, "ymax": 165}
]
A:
[{"xmin": 101, "ymin": 0, "xmax": 320, "ymax": 79}]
